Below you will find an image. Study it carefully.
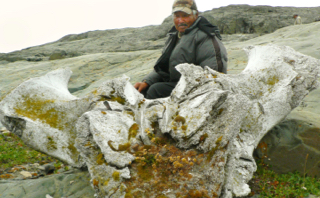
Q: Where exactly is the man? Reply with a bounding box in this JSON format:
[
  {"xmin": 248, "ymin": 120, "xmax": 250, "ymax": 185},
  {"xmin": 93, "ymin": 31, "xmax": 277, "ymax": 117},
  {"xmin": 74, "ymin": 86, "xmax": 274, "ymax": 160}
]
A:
[
  {"xmin": 134, "ymin": 0, "xmax": 228, "ymax": 99},
  {"xmin": 293, "ymin": 14, "xmax": 302, "ymax": 25}
]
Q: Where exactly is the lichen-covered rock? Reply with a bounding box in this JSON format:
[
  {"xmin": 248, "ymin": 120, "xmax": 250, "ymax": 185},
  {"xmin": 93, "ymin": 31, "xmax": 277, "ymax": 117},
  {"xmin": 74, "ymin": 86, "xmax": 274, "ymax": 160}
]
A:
[{"xmin": 0, "ymin": 44, "xmax": 319, "ymax": 197}]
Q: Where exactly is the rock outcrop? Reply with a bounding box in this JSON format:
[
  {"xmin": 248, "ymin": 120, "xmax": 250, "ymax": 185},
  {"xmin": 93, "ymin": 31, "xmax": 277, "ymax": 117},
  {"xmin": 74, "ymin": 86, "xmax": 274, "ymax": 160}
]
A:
[
  {"xmin": 1, "ymin": 45, "xmax": 319, "ymax": 197},
  {"xmin": 0, "ymin": 5, "xmax": 319, "ymax": 63}
]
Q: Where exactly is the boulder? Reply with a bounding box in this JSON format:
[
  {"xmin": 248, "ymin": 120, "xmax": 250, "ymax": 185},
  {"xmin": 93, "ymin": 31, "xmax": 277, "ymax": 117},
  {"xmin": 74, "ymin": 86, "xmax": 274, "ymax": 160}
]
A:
[
  {"xmin": 255, "ymin": 119, "xmax": 320, "ymax": 178},
  {"xmin": 0, "ymin": 44, "xmax": 318, "ymax": 197}
]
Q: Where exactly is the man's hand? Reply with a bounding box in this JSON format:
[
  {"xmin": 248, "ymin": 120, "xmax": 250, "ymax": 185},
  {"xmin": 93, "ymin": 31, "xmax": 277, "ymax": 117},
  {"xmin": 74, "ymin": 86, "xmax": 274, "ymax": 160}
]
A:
[{"xmin": 134, "ymin": 82, "xmax": 149, "ymax": 92}]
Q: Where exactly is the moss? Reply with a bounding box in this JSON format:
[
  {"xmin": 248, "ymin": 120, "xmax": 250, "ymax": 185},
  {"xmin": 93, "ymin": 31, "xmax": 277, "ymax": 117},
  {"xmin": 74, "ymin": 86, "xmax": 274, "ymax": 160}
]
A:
[
  {"xmin": 124, "ymin": 139, "xmax": 208, "ymax": 197},
  {"xmin": 136, "ymin": 164, "xmax": 154, "ymax": 181},
  {"xmin": 128, "ymin": 123, "xmax": 139, "ymax": 140},
  {"xmin": 186, "ymin": 189, "xmax": 210, "ymax": 198},
  {"xmin": 144, "ymin": 154, "xmax": 156, "ymax": 166},
  {"xmin": 156, "ymin": 195, "xmax": 168, "ymax": 198},
  {"xmin": 112, "ymin": 171, "xmax": 120, "ymax": 181}
]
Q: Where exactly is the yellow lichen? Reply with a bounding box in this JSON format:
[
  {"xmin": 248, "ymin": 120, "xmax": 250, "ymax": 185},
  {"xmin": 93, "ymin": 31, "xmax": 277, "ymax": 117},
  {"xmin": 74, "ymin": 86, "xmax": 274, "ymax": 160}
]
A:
[
  {"xmin": 46, "ymin": 136, "xmax": 57, "ymax": 151},
  {"xmin": 128, "ymin": 123, "xmax": 139, "ymax": 140},
  {"xmin": 93, "ymin": 179, "xmax": 99, "ymax": 189},
  {"xmin": 199, "ymin": 133, "xmax": 208, "ymax": 143},
  {"xmin": 96, "ymin": 153, "xmax": 106, "ymax": 165},
  {"xmin": 14, "ymin": 96, "xmax": 65, "ymax": 130},
  {"xmin": 67, "ymin": 143, "xmax": 79, "ymax": 156},
  {"xmin": 138, "ymin": 99, "xmax": 145, "ymax": 108},
  {"xmin": 267, "ymin": 76, "xmax": 279, "ymax": 85},
  {"xmin": 103, "ymin": 178, "xmax": 110, "ymax": 186},
  {"xmin": 108, "ymin": 140, "xmax": 131, "ymax": 152},
  {"xmin": 181, "ymin": 125, "xmax": 188, "ymax": 131},
  {"xmin": 110, "ymin": 96, "xmax": 126, "ymax": 105},
  {"xmin": 174, "ymin": 115, "xmax": 186, "ymax": 124},
  {"xmin": 112, "ymin": 171, "xmax": 120, "ymax": 181}
]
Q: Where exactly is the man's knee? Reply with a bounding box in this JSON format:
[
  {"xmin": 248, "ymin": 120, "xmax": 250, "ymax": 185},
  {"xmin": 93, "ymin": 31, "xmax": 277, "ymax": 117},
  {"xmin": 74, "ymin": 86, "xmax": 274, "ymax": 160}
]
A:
[
  {"xmin": 146, "ymin": 82, "xmax": 176, "ymax": 99},
  {"xmin": 146, "ymin": 84, "xmax": 163, "ymax": 99}
]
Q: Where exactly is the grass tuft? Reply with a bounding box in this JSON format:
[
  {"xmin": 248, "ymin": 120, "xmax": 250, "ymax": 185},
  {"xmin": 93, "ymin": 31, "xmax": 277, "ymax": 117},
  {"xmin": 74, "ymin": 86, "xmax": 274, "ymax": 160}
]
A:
[
  {"xmin": 0, "ymin": 132, "xmax": 58, "ymax": 170},
  {"xmin": 246, "ymin": 159, "xmax": 320, "ymax": 198}
]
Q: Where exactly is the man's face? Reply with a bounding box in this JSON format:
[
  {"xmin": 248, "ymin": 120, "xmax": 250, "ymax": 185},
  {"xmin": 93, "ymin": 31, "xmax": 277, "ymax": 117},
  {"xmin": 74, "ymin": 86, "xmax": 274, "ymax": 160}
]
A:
[{"xmin": 173, "ymin": 11, "xmax": 198, "ymax": 33}]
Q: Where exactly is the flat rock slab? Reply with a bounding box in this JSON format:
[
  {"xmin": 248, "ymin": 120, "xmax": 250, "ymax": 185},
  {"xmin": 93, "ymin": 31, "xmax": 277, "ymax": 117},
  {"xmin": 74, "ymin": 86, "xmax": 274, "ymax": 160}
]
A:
[{"xmin": 0, "ymin": 170, "xmax": 94, "ymax": 198}]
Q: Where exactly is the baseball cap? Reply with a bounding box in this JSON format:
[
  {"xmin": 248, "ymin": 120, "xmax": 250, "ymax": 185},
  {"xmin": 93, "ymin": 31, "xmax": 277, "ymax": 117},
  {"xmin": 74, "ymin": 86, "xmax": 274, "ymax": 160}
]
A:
[{"xmin": 172, "ymin": 0, "xmax": 198, "ymax": 15}]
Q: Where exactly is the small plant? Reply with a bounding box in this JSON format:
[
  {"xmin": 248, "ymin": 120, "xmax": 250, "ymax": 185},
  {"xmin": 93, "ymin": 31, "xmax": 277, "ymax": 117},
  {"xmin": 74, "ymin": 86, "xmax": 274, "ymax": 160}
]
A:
[
  {"xmin": 0, "ymin": 132, "xmax": 58, "ymax": 170},
  {"xmin": 250, "ymin": 159, "xmax": 320, "ymax": 198}
]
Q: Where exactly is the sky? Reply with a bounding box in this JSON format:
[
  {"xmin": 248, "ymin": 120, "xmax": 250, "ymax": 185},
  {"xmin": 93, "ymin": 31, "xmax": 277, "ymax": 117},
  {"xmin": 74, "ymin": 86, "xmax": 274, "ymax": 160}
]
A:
[{"xmin": 0, "ymin": 0, "xmax": 319, "ymax": 53}]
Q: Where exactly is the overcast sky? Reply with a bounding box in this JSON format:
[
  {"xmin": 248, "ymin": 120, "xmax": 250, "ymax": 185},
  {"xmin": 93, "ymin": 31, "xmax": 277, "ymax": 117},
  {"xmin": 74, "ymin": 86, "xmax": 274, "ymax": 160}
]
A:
[{"xmin": 0, "ymin": 0, "xmax": 319, "ymax": 53}]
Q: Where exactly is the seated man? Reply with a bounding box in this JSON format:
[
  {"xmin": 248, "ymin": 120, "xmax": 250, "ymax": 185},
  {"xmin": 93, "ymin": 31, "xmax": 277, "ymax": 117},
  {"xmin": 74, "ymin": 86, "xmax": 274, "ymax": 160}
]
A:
[{"xmin": 134, "ymin": 0, "xmax": 228, "ymax": 99}]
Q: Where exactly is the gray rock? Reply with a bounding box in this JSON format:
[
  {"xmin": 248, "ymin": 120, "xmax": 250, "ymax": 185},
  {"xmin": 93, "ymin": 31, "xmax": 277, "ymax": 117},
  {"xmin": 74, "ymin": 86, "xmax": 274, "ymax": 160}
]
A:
[
  {"xmin": 42, "ymin": 164, "xmax": 56, "ymax": 175},
  {"xmin": 0, "ymin": 170, "xmax": 94, "ymax": 198},
  {"xmin": 255, "ymin": 119, "xmax": 320, "ymax": 177}
]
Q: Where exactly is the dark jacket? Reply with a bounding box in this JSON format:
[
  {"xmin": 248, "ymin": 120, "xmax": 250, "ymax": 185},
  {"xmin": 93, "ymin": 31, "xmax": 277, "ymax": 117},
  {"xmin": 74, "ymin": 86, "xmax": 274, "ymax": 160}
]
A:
[{"xmin": 143, "ymin": 16, "xmax": 228, "ymax": 86}]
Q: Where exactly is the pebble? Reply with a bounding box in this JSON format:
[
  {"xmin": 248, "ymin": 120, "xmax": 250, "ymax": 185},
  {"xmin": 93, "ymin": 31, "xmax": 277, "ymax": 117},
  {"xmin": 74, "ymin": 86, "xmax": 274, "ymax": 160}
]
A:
[
  {"xmin": 20, "ymin": 171, "xmax": 32, "ymax": 178},
  {"xmin": 0, "ymin": 127, "xmax": 9, "ymax": 133}
]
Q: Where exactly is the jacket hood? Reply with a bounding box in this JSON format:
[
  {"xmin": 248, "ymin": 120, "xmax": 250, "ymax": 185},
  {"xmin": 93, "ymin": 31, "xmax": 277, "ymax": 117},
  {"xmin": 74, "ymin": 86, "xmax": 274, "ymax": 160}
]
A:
[{"xmin": 168, "ymin": 16, "xmax": 222, "ymax": 40}]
